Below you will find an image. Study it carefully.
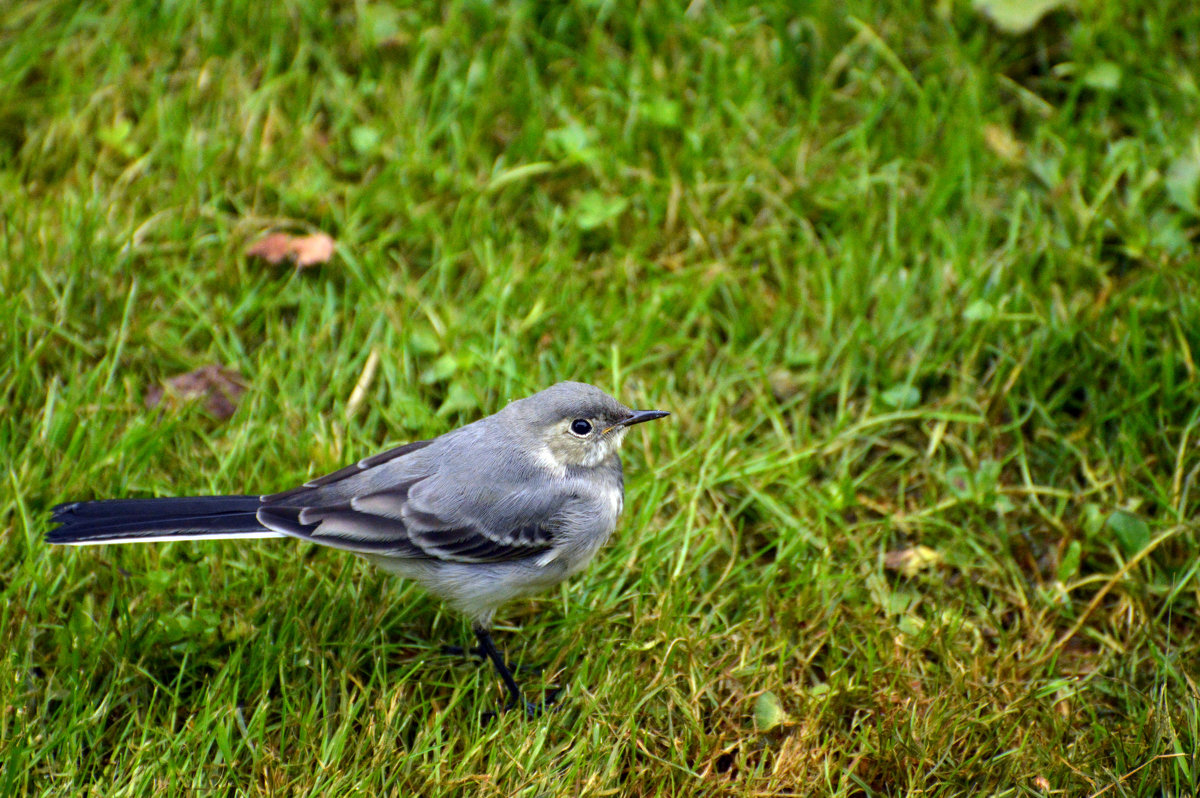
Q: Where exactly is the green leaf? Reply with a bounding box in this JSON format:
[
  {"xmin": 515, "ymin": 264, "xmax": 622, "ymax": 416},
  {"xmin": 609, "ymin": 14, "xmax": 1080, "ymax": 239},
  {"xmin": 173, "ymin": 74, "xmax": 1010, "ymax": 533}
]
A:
[
  {"xmin": 972, "ymin": 0, "xmax": 1070, "ymax": 34},
  {"xmin": 98, "ymin": 118, "xmax": 131, "ymax": 145},
  {"xmin": 880, "ymin": 384, "xmax": 920, "ymax": 409},
  {"xmin": 1106, "ymin": 510, "xmax": 1150, "ymax": 556},
  {"xmin": 641, "ymin": 98, "xmax": 682, "ymax": 129},
  {"xmin": 754, "ymin": 691, "xmax": 787, "ymax": 732},
  {"xmin": 1057, "ymin": 540, "xmax": 1082, "ymax": 582},
  {"xmin": 1166, "ymin": 142, "xmax": 1200, "ymax": 215},
  {"xmin": 1082, "ymin": 62, "xmax": 1122, "ymax": 91},
  {"xmin": 437, "ymin": 382, "xmax": 479, "ymax": 416},
  {"xmin": 420, "ymin": 354, "xmax": 458, "ymax": 384},
  {"xmin": 976, "ymin": 459, "xmax": 1001, "ymax": 492},
  {"xmin": 1081, "ymin": 503, "xmax": 1107, "ymax": 539},
  {"xmin": 547, "ymin": 123, "xmax": 599, "ymax": 165},
  {"xmin": 1147, "ymin": 210, "xmax": 1191, "ymax": 255},
  {"xmin": 945, "ymin": 465, "xmax": 973, "ymax": 499},
  {"xmin": 407, "ymin": 330, "xmax": 440, "ymax": 356},
  {"xmin": 358, "ymin": 4, "xmax": 401, "ymax": 44},
  {"xmin": 350, "ymin": 125, "xmax": 382, "ymax": 156},
  {"xmin": 575, "ymin": 192, "xmax": 629, "ymax": 230},
  {"xmin": 98, "ymin": 118, "xmax": 138, "ymax": 157},
  {"xmin": 963, "ymin": 300, "xmax": 996, "ymax": 321}
]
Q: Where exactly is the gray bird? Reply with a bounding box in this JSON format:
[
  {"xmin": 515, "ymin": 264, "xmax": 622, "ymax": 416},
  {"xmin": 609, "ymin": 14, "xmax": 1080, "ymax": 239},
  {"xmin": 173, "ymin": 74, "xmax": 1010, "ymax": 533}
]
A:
[{"xmin": 48, "ymin": 381, "xmax": 669, "ymax": 713}]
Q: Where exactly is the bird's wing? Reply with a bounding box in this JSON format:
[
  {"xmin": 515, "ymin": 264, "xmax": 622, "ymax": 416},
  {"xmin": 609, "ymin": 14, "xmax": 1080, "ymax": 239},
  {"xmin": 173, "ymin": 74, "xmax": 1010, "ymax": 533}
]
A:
[
  {"xmin": 259, "ymin": 470, "xmax": 560, "ymax": 564},
  {"xmin": 263, "ymin": 439, "xmax": 435, "ymax": 503}
]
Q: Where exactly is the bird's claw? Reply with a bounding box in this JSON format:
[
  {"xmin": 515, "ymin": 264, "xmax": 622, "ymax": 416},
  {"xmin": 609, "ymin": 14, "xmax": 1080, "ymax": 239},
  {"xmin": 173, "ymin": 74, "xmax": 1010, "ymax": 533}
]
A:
[
  {"xmin": 440, "ymin": 643, "xmax": 480, "ymax": 658},
  {"xmin": 441, "ymin": 644, "xmax": 543, "ymax": 676},
  {"xmin": 481, "ymin": 687, "xmax": 563, "ymax": 723}
]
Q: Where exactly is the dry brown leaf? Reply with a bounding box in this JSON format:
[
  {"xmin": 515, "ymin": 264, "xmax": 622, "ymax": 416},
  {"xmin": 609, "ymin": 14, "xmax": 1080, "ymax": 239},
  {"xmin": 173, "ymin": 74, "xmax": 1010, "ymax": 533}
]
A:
[
  {"xmin": 245, "ymin": 233, "xmax": 295, "ymax": 263},
  {"xmin": 246, "ymin": 231, "xmax": 335, "ymax": 268},
  {"xmin": 290, "ymin": 233, "xmax": 335, "ymax": 266},
  {"xmin": 983, "ymin": 123, "xmax": 1024, "ymax": 164},
  {"xmin": 883, "ymin": 545, "xmax": 943, "ymax": 577},
  {"xmin": 146, "ymin": 365, "xmax": 247, "ymax": 420}
]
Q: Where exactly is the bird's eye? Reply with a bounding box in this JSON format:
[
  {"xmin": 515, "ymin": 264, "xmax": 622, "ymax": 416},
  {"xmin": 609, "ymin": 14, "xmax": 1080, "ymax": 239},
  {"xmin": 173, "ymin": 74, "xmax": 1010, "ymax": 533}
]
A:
[{"xmin": 569, "ymin": 419, "xmax": 593, "ymax": 436}]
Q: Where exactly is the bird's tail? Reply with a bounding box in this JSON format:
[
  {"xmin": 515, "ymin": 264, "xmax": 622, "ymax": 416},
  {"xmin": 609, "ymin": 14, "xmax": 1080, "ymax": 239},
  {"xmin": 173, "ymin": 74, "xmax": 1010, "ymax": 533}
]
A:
[{"xmin": 47, "ymin": 496, "xmax": 286, "ymax": 546}]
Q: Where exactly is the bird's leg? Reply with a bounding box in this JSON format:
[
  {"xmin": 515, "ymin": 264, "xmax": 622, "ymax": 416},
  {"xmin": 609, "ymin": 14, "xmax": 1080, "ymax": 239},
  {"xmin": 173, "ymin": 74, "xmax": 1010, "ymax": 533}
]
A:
[
  {"xmin": 440, "ymin": 639, "xmax": 542, "ymax": 675},
  {"xmin": 472, "ymin": 625, "xmax": 559, "ymax": 717},
  {"xmin": 473, "ymin": 625, "xmax": 525, "ymax": 707}
]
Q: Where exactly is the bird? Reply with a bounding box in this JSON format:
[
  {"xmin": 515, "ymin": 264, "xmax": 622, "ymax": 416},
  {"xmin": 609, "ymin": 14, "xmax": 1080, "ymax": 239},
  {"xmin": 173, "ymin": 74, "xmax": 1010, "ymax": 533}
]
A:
[{"xmin": 47, "ymin": 381, "xmax": 669, "ymax": 714}]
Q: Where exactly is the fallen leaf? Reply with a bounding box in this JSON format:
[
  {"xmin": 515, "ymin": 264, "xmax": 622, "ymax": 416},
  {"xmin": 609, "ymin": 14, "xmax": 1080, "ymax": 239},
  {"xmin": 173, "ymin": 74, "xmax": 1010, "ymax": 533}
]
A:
[
  {"xmin": 884, "ymin": 545, "xmax": 943, "ymax": 577},
  {"xmin": 246, "ymin": 231, "xmax": 335, "ymax": 268},
  {"xmin": 1057, "ymin": 539, "xmax": 1082, "ymax": 582},
  {"xmin": 146, "ymin": 365, "xmax": 247, "ymax": 420},
  {"xmin": 963, "ymin": 299, "xmax": 998, "ymax": 321},
  {"xmin": 349, "ymin": 125, "xmax": 382, "ymax": 155},
  {"xmin": 1081, "ymin": 61, "xmax": 1122, "ymax": 92},
  {"xmin": 575, "ymin": 191, "xmax": 629, "ymax": 230},
  {"xmin": 290, "ymin": 233, "xmax": 335, "ymax": 267},
  {"xmin": 768, "ymin": 368, "xmax": 803, "ymax": 402},
  {"xmin": 1166, "ymin": 139, "xmax": 1200, "ymax": 215},
  {"xmin": 972, "ymin": 0, "xmax": 1071, "ymax": 34},
  {"xmin": 982, "ymin": 124, "xmax": 1024, "ymax": 164},
  {"xmin": 1106, "ymin": 510, "xmax": 1150, "ymax": 557},
  {"xmin": 897, "ymin": 614, "xmax": 925, "ymax": 636},
  {"xmin": 880, "ymin": 383, "xmax": 921, "ymax": 410},
  {"xmin": 754, "ymin": 691, "xmax": 790, "ymax": 732},
  {"xmin": 244, "ymin": 233, "xmax": 294, "ymax": 263}
]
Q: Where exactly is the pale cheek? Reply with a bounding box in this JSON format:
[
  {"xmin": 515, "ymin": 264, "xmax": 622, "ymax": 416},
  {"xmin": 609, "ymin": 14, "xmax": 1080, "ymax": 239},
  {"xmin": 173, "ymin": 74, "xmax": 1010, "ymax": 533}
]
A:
[{"xmin": 535, "ymin": 445, "xmax": 569, "ymax": 477}]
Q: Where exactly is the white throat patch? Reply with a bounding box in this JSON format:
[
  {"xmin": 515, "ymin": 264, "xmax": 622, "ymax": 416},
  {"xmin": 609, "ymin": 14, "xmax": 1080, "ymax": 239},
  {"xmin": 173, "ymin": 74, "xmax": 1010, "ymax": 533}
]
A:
[{"xmin": 580, "ymin": 427, "xmax": 627, "ymax": 467}]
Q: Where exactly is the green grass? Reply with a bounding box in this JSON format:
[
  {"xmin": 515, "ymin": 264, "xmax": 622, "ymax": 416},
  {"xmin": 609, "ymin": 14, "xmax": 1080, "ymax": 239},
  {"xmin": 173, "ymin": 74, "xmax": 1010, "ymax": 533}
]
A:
[{"xmin": 3, "ymin": 0, "xmax": 1200, "ymax": 794}]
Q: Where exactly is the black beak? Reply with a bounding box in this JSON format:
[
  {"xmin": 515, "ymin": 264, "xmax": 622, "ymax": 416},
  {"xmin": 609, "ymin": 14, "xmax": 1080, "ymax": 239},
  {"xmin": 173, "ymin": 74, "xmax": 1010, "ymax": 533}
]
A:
[{"xmin": 618, "ymin": 409, "xmax": 670, "ymax": 427}]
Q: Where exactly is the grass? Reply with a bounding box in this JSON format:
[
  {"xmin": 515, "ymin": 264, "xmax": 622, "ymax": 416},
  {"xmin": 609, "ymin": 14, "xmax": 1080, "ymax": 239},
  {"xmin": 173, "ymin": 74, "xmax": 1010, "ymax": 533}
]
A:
[{"xmin": 2, "ymin": 0, "xmax": 1199, "ymax": 794}]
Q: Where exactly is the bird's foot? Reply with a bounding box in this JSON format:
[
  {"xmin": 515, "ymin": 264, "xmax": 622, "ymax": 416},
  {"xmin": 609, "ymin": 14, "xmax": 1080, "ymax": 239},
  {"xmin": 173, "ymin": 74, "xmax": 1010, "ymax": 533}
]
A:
[
  {"xmin": 482, "ymin": 687, "xmax": 563, "ymax": 723},
  {"xmin": 441, "ymin": 643, "xmax": 543, "ymax": 676},
  {"xmin": 440, "ymin": 642, "xmax": 485, "ymax": 659}
]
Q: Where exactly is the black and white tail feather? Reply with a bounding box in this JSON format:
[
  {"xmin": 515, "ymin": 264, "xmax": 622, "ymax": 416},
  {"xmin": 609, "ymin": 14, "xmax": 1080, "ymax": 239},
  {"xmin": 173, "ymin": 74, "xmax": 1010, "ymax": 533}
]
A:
[{"xmin": 48, "ymin": 496, "xmax": 285, "ymax": 546}]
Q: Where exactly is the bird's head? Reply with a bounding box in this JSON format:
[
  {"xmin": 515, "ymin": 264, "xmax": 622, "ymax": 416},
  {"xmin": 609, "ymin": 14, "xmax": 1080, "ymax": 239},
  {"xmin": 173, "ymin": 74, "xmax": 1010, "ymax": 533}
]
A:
[{"xmin": 504, "ymin": 381, "xmax": 669, "ymax": 470}]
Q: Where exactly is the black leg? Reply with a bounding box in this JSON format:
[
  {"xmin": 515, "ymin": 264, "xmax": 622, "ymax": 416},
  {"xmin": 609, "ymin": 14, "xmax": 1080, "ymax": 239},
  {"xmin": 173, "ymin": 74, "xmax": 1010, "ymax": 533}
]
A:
[
  {"xmin": 473, "ymin": 625, "xmax": 526, "ymax": 708},
  {"xmin": 441, "ymin": 642, "xmax": 543, "ymax": 676},
  {"xmin": 470, "ymin": 626, "xmax": 562, "ymax": 718}
]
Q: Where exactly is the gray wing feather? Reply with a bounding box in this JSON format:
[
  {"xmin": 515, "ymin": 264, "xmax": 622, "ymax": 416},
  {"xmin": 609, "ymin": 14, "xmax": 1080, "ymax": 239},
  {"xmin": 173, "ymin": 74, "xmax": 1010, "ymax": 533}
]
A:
[
  {"xmin": 259, "ymin": 447, "xmax": 559, "ymax": 563},
  {"xmin": 263, "ymin": 440, "xmax": 434, "ymax": 503}
]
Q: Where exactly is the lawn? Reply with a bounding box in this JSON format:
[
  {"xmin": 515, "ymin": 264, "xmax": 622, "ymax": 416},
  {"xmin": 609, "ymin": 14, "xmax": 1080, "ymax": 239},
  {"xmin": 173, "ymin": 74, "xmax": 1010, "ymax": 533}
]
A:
[{"xmin": 3, "ymin": 1, "xmax": 1199, "ymax": 795}]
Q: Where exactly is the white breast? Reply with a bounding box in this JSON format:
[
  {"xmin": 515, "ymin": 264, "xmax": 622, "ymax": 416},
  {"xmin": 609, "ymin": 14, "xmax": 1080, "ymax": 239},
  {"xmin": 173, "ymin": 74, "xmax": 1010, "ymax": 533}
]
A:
[
  {"xmin": 597, "ymin": 483, "xmax": 624, "ymax": 546},
  {"xmin": 607, "ymin": 485, "xmax": 624, "ymax": 520}
]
